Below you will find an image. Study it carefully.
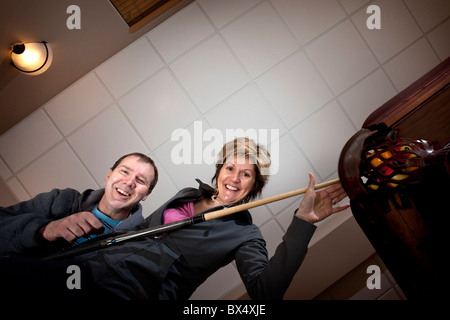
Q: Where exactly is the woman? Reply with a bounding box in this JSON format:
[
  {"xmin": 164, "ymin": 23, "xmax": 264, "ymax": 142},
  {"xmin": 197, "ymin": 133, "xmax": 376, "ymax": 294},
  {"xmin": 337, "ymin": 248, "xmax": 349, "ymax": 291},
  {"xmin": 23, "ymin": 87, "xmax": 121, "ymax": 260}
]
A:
[{"xmin": 78, "ymin": 137, "xmax": 349, "ymax": 300}]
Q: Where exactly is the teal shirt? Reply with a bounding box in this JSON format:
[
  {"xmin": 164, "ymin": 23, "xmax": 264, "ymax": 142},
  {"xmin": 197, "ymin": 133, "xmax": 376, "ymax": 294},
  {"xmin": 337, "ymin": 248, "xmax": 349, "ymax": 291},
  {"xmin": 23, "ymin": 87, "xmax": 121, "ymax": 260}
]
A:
[{"xmin": 73, "ymin": 204, "xmax": 122, "ymax": 245}]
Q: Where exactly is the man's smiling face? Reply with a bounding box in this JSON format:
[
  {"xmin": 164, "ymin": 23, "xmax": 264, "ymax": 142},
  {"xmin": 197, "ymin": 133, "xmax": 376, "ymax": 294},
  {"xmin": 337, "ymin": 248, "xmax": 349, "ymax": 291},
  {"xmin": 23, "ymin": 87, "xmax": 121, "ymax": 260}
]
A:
[{"xmin": 99, "ymin": 155, "xmax": 155, "ymax": 218}]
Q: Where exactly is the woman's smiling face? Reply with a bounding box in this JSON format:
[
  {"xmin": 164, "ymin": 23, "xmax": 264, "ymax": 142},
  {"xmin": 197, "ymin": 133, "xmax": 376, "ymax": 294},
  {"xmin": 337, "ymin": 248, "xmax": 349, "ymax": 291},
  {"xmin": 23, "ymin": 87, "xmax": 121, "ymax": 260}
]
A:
[{"xmin": 216, "ymin": 154, "xmax": 256, "ymax": 205}]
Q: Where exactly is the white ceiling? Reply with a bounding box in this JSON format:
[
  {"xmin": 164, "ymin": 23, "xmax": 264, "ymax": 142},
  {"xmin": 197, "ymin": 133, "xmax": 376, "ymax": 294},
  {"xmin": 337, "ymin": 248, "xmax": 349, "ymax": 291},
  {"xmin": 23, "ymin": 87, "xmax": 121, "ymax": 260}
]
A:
[{"xmin": 0, "ymin": 0, "xmax": 193, "ymax": 135}]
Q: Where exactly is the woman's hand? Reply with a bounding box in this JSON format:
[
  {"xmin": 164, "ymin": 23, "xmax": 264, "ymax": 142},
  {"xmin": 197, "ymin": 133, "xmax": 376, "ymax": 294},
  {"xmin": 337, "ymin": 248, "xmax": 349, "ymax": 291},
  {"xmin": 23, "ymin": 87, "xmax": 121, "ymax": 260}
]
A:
[{"xmin": 295, "ymin": 173, "xmax": 350, "ymax": 224}]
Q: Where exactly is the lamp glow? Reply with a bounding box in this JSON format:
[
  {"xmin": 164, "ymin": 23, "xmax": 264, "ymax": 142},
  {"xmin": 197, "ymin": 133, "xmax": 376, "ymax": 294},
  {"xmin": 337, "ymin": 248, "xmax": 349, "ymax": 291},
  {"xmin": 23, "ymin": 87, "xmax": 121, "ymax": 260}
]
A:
[{"xmin": 10, "ymin": 42, "xmax": 53, "ymax": 75}]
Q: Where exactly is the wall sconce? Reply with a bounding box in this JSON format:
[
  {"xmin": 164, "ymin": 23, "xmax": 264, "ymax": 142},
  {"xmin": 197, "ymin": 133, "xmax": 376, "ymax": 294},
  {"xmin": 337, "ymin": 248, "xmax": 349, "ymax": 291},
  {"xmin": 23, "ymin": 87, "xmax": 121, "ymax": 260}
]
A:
[{"xmin": 10, "ymin": 41, "xmax": 53, "ymax": 75}]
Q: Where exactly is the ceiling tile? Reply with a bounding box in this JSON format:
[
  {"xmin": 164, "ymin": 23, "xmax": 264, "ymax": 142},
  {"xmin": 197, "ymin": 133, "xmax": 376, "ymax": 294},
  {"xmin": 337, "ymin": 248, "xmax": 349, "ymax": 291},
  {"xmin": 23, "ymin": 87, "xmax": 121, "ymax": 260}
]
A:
[
  {"xmin": 260, "ymin": 219, "xmax": 284, "ymax": 257},
  {"xmin": 96, "ymin": 37, "xmax": 163, "ymax": 99},
  {"xmin": 305, "ymin": 20, "xmax": 378, "ymax": 95},
  {"xmin": 405, "ymin": 0, "xmax": 450, "ymax": 32},
  {"xmin": 352, "ymin": 0, "xmax": 422, "ymax": 63},
  {"xmin": 291, "ymin": 101, "xmax": 356, "ymax": 179},
  {"xmin": 198, "ymin": 0, "xmax": 261, "ymax": 28},
  {"xmin": 6, "ymin": 178, "xmax": 31, "ymax": 202},
  {"xmin": 17, "ymin": 142, "xmax": 97, "ymax": 197},
  {"xmin": 272, "ymin": 0, "xmax": 346, "ymax": 45},
  {"xmin": 44, "ymin": 73, "xmax": 113, "ymax": 135},
  {"xmin": 261, "ymin": 134, "xmax": 314, "ymax": 215},
  {"xmin": 338, "ymin": 0, "xmax": 371, "ymax": 14},
  {"xmin": 338, "ymin": 69, "xmax": 397, "ymax": 128},
  {"xmin": 67, "ymin": 105, "xmax": 148, "ymax": 185},
  {"xmin": 153, "ymin": 121, "xmax": 214, "ymax": 190},
  {"xmin": 204, "ymin": 84, "xmax": 285, "ymax": 142},
  {"xmin": 147, "ymin": 2, "xmax": 214, "ymax": 63},
  {"xmin": 0, "ymin": 109, "xmax": 61, "ymax": 172},
  {"xmin": 119, "ymin": 68, "xmax": 199, "ymax": 151},
  {"xmin": 170, "ymin": 35, "xmax": 249, "ymax": 113},
  {"xmin": 257, "ymin": 51, "xmax": 334, "ymax": 129},
  {"xmin": 221, "ymin": 1, "xmax": 299, "ymax": 78},
  {"xmin": 383, "ymin": 38, "xmax": 440, "ymax": 91},
  {"xmin": 427, "ymin": 19, "xmax": 450, "ymax": 60}
]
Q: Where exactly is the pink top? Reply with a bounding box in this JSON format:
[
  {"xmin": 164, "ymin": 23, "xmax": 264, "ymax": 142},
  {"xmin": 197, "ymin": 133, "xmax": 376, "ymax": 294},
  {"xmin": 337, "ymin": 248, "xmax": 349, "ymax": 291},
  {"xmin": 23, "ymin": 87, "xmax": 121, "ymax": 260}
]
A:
[{"xmin": 163, "ymin": 202, "xmax": 195, "ymax": 224}]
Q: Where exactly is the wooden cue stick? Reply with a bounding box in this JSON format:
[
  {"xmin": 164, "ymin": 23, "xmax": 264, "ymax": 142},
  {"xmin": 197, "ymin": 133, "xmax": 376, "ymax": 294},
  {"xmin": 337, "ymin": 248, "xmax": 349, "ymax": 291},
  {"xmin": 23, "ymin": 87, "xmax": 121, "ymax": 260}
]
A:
[
  {"xmin": 204, "ymin": 178, "xmax": 341, "ymax": 221},
  {"xmin": 108, "ymin": 178, "xmax": 341, "ymax": 244},
  {"xmin": 47, "ymin": 178, "xmax": 340, "ymax": 260}
]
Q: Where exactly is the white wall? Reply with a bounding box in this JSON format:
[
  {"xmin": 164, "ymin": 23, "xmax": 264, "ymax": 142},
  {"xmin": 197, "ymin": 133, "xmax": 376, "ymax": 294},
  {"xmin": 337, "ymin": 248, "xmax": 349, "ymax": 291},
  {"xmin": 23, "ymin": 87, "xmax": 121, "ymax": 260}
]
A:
[{"xmin": 0, "ymin": 0, "xmax": 449, "ymax": 299}]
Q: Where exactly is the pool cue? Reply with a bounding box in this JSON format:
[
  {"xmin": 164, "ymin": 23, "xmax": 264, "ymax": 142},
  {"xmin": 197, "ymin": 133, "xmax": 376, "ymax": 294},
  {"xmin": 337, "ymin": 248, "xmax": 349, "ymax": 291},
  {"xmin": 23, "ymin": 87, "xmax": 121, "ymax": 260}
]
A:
[{"xmin": 47, "ymin": 178, "xmax": 340, "ymax": 260}]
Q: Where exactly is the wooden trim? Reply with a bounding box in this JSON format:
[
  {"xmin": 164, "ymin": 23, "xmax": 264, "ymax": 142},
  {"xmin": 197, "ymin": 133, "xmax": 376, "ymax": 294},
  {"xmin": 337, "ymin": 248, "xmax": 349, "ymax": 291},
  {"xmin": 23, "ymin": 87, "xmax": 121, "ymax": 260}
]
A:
[
  {"xmin": 110, "ymin": 0, "xmax": 193, "ymax": 33},
  {"xmin": 129, "ymin": 0, "xmax": 185, "ymax": 32}
]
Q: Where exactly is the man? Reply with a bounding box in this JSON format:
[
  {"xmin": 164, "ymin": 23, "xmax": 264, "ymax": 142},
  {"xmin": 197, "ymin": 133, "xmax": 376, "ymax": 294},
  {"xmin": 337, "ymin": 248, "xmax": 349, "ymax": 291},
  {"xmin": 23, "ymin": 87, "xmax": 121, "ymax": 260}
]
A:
[{"xmin": 0, "ymin": 152, "xmax": 158, "ymax": 257}]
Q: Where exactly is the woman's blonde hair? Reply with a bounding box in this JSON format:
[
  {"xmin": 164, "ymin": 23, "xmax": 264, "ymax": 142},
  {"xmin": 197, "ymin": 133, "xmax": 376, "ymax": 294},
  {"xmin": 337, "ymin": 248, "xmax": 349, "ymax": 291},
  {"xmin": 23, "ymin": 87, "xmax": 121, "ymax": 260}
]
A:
[{"xmin": 211, "ymin": 137, "xmax": 271, "ymax": 203}]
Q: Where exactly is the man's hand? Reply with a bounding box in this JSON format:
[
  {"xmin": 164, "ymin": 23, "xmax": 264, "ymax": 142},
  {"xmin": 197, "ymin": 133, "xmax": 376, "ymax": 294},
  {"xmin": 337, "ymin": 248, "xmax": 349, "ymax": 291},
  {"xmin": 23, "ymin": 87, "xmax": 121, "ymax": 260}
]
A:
[
  {"xmin": 38, "ymin": 212, "xmax": 104, "ymax": 243},
  {"xmin": 295, "ymin": 173, "xmax": 350, "ymax": 224}
]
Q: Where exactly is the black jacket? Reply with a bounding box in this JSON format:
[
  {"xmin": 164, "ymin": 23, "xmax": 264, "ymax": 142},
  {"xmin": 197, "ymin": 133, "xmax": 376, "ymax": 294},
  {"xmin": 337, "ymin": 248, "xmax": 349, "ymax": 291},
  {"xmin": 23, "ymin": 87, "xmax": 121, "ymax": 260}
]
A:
[{"xmin": 78, "ymin": 180, "xmax": 316, "ymax": 300}]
